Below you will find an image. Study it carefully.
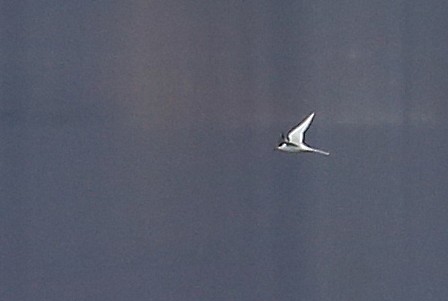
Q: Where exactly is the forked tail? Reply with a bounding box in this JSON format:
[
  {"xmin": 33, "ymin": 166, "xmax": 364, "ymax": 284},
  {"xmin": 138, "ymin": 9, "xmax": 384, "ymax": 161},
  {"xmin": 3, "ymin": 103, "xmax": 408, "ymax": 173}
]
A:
[{"xmin": 310, "ymin": 147, "xmax": 330, "ymax": 156}]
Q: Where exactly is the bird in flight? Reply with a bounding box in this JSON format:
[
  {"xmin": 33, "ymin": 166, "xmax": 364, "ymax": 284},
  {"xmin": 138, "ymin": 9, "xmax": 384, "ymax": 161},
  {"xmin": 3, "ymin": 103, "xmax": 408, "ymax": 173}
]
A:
[{"xmin": 276, "ymin": 112, "xmax": 330, "ymax": 156}]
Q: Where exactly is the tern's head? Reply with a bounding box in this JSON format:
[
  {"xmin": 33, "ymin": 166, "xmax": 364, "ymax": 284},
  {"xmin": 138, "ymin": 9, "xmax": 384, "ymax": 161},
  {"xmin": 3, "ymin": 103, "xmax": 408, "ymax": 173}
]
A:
[
  {"xmin": 276, "ymin": 141, "xmax": 288, "ymax": 150},
  {"xmin": 276, "ymin": 133, "xmax": 287, "ymax": 150}
]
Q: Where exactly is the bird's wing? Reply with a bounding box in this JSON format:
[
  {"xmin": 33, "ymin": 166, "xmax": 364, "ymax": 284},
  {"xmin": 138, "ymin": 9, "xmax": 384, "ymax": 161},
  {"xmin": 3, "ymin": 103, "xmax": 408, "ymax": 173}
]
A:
[{"xmin": 287, "ymin": 112, "xmax": 315, "ymax": 144}]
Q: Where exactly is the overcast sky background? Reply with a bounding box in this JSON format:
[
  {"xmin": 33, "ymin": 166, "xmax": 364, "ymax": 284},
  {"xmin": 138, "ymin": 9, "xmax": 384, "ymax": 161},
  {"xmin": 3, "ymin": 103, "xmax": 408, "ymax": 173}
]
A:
[{"xmin": 2, "ymin": 1, "xmax": 448, "ymax": 300}]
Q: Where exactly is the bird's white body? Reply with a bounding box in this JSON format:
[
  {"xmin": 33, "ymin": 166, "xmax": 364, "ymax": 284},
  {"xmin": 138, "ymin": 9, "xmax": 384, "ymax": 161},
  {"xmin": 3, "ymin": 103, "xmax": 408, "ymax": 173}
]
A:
[
  {"xmin": 277, "ymin": 143, "xmax": 313, "ymax": 153},
  {"xmin": 276, "ymin": 112, "xmax": 330, "ymax": 156}
]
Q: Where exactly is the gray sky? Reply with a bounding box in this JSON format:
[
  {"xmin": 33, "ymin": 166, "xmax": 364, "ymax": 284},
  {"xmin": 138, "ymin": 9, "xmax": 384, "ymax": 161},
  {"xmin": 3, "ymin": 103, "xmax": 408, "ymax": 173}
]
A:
[{"xmin": 2, "ymin": 1, "xmax": 448, "ymax": 300}]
